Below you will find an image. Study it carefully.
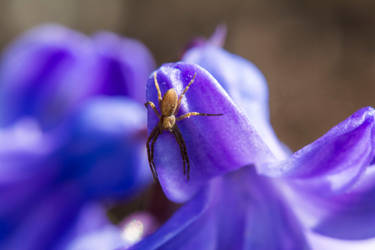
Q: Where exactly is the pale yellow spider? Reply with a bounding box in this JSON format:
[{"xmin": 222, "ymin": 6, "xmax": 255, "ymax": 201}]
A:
[{"xmin": 145, "ymin": 72, "xmax": 223, "ymax": 181}]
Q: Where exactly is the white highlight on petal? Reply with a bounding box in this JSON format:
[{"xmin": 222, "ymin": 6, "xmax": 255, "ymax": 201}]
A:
[
  {"xmin": 0, "ymin": 118, "xmax": 42, "ymax": 149},
  {"xmin": 121, "ymin": 219, "xmax": 144, "ymax": 243},
  {"xmin": 119, "ymin": 212, "xmax": 158, "ymax": 247}
]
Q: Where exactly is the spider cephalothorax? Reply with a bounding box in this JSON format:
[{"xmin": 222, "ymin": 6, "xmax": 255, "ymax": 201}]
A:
[{"xmin": 145, "ymin": 72, "xmax": 223, "ymax": 181}]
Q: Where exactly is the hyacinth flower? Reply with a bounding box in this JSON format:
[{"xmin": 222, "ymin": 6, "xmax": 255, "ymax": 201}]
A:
[
  {"xmin": 0, "ymin": 25, "xmax": 155, "ymax": 249},
  {"xmin": 133, "ymin": 42, "xmax": 375, "ymax": 249},
  {"xmin": 0, "ymin": 24, "xmax": 154, "ymax": 129}
]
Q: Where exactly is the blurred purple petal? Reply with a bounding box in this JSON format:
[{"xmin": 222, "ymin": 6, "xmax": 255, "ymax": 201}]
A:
[
  {"xmin": 0, "ymin": 98, "xmax": 150, "ymax": 248},
  {"xmin": 2, "ymin": 183, "xmax": 84, "ymax": 250},
  {"xmin": 57, "ymin": 204, "xmax": 125, "ymax": 250},
  {"xmin": 0, "ymin": 25, "xmax": 96, "ymax": 129},
  {"xmin": 59, "ymin": 208, "xmax": 159, "ymax": 250},
  {"xmin": 0, "ymin": 24, "xmax": 154, "ymax": 249},
  {"xmin": 181, "ymin": 25, "xmax": 227, "ymax": 55},
  {"xmin": 0, "ymin": 120, "xmax": 58, "ymax": 222},
  {"xmin": 207, "ymin": 24, "xmax": 227, "ymax": 48},
  {"xmin": 147, "ymin": 62, "xmax": 276, "ymax": 202},
  {"xmin": 183, "ymin": 45, "xmax": 288, "ymax": 159},
  {"xmin": 0, "ymin": 24, "xmax": 154, "ymax": 130},
  {"xmin": 92, "ymin": 32, "xmax": 155, "ymax": 103},
  {"xmin": 133, "ymin": 167, "xmax": 309, "ymax": 250},
  {"xmin": 59, "ymin": 97, "xmax": 150, "ymax": 200}
]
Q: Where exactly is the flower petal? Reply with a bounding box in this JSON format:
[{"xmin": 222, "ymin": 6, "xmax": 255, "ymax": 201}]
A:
[
  {"xmin": 0, "ymin": 120, "xmax": 58, "ymax": 222},
  {"xmin": 181, "ymin": 25, "xmax": 227, "ymax": 55},
  {"xmin": 0, "ymin": 24, "xmax": 96, "ymax": 129},
  {"xmin": 307, "ymin": 230, "xmax": 375, "ymax": 250},
  {"xmin": 260, "ymin": 107, "xmax": 375, "ymax": 186},
  {"xmin": 57, "ymin": 204, "xmax": 125, "ymax": 250},
  {"xmin": 308, "ymin": 166, "xmax": 375, "ymax": 239},
  {"xmin": 183, "ymin": 45, "xmax": 288, "ymax": 160},
  {"xmin": 0, "ymin": 98, "xmax": 150, "ymax": 246},
  {"xmin": 0, "ymin": 25, "xmax": 155, "ymax": 130},
  {"xmin": 60, "ymin": 97, "xmax": 150, "ymax": 199},
  {"xmin": 133, "ymin": 167, "xmax": 309, "ymax": 250},
  {"xmin": 92, "ymin": 32, "xmax": 155, "ymax": 103},
  {"xmin": 131, "ymin": 186, "xmax": 214, "ymax": 250},
  {"xmin": 268, "ymin": 107, "xmax": 375, "ymax": 239},
  {"xmin": 146, "ymin": 62, "xmax": 276, "ymax": 202},
  {"xmin": 1, "ymin": 183, "xmax": 84, "ymax": 250}
]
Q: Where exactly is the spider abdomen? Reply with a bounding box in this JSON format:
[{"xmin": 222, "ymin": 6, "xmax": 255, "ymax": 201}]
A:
[{"xmin": 161, "ymin": 89, "xmax": 178, "ymax": 116}]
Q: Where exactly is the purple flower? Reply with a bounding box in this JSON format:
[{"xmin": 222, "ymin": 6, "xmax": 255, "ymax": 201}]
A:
[
  {"xmin": 0, "ymin": 24, "xmax": 154, "ymax": 130},
  {"xmin": 0, "ymin": 25, "xmax": 154, "ymax": 249},
  {"xmin": 134, "ymin": 41, "xmax": 375, "ymax": 249}
]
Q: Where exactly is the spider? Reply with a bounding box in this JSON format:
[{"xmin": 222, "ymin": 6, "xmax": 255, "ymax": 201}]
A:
[{"xmin": 145, "ymin": 72, "xmax": 223, "ymax": 181}]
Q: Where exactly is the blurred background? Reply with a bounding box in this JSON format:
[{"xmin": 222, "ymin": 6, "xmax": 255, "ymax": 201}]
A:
[{"xmin": 0, "ymin": 0, "xmax": 374, "ymax": 151}]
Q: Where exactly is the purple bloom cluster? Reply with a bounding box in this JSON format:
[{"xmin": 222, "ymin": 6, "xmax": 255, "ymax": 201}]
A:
[
  {"xmin": 0, "ymin": 24, "xmax": 154, "ymax": 249},
  {"xmin": 1, "ymin": 24, "xmax": 375, "ymax": 250}
]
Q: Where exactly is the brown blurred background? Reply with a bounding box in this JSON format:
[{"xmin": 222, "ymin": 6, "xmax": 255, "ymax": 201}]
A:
[{"xmin": 0, "ymin": 0, "xmax": 374, "ymax": 151}]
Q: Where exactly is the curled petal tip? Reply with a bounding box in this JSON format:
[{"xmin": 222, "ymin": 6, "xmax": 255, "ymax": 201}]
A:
[{"xmin": 208, "ymin": 24, "xmax": 227, "ymax": 47}]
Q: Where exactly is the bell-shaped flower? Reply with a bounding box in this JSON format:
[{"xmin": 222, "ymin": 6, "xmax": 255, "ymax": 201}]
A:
[
  {"xmin": 135, "ymin": 46, "xmax": 375, "ymax": 249},
  {"xmin": 137, "ymin": 62, "xmax": 306, "ymax": 249}
]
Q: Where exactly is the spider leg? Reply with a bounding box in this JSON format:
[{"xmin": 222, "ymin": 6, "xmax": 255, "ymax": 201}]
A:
[
  {"xmin": 144, "ymin": 101, "xmax": 161, "ymax": 118},
  {"xmin": 153, "ymin": 72, "xmax": 163, "ymax": 106},
  {"xmin": 176, "ymin": 112, "xmax": 223, "ymax": 121},
  {"xmin": 171, "ymin": 129, "xmax": 186, "ymax": 176},
  {"xmin": 175, "ymin": 73, "xmax": 197, "ymax": 114},
  {"xmin": 150, "ymin": 129, "xmax": 161, "ymax": 181},
  {"xmin": 146, "ymin": 126, "xmax": 160, "ymax": 181},
  {"xmin": 171, "ymin": 126, "xmax": 190, "ymax": 180}
]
